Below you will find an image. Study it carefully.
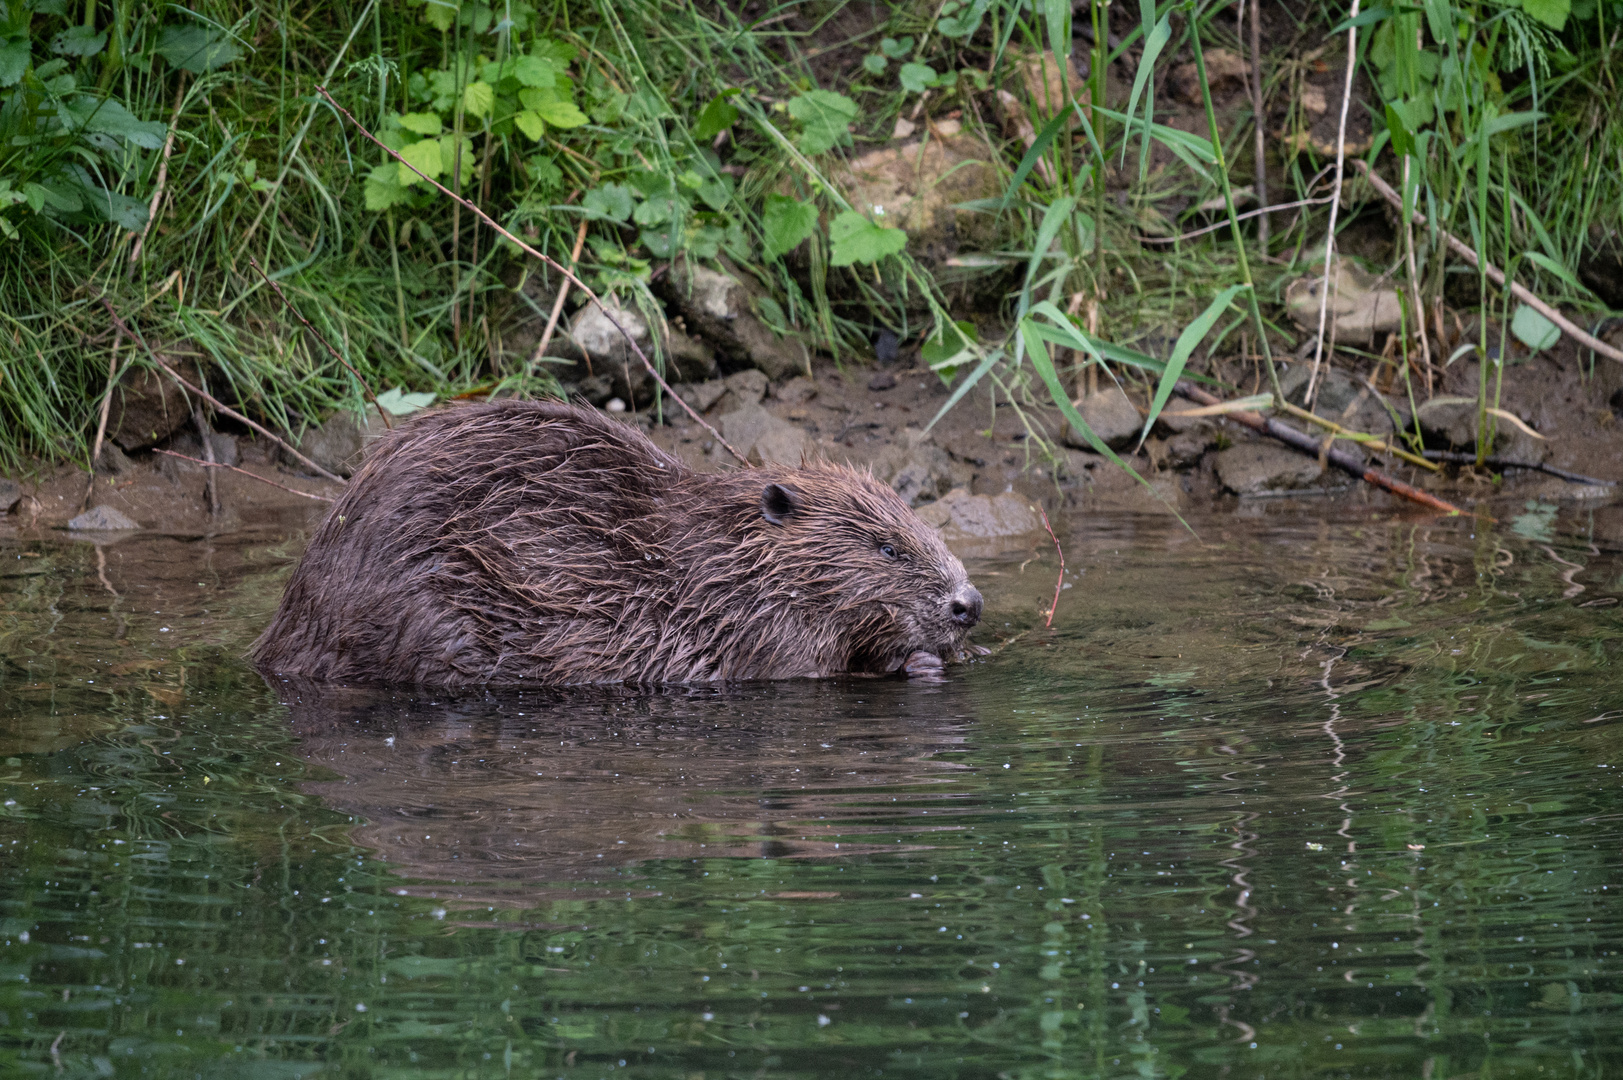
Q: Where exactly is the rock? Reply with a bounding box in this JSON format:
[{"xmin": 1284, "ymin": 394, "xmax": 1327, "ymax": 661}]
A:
[
  {"xmin": 95, "ymin": 441, "xmax": 135, "ymax": 474},
  {"xmin": 570, "ymin": 298, "xmax": 649, "ymax": 366},
  {"xmin": 718, "ymin": 403, "xmax": 810, "ymax": 466},
  {"xmin": 1285, "ymin": 256, "xmax": 1403, "ymax": 347},
  {"xmin": 285, "ymin": 413, "xmax": 366, "ymax": 477},
  {"xmin": 1013, "ymin": 48, "xmax": 1086, "ymax": 119},
  {"xmin": 1278, "ymin": 363, "xmax": 1406, "ymax": 439},
  {"xmin": 836, "ymin": 128, "xmax": 1005, "ymax": 270},
  {"xmin": 868, "ymin": 370, "xmax": 897, "ymax": 391},
  {"xmin": 0, "ymin": 478, "xmax": 20, "ymax": 513},
  {"xmin": 916, "ymin": 488, "xmax": 1042, "ymax": 542},
  {"xmin": 775, "ymin": 376, "xmax": 819, "ymax": 406},
  {"xmin": 197, "ymin": 432, "xmax": 239, "ymax": 468},
  {"xmin": 673, "ymin": 379, "xmax": 728, "ymax": 414},
  {"xmin": 666, "ymin": 325, "xmax": 719, "ymax": 383},
  {"xmin": 575, "ymin": 374, "xmax": 616, "ymax": 407},
  {"xmin": 654, "ymin": 258, "xmax": 806, "ymax": 381},
  {"xmin": 108, "ymin": 358, "xmax": 201, "ymax": 451},
  {"xmin": 68, "ymin": 505, "xmax": 139, "ymax": 531},
  {"xmin": 711, "ymin": 368, "xmax": 770, "ymax": 414},
  {"xmin": 872, "ymin": 430, "xmax": 957, "ymax": 507},
  {"xmin": 1215, "ymin": 442, "xmax": 1325, "ymax": 495},
  {"xmin": 1062, "ymin": 384, "xmax": 1142, "ymax": 450},
  {"xmin": 1168, "ymin": 48, "xmax": 1249, "ymax": 106},
  {"xmin": 1416, "ymin": 398, "xmax": 1551, "ymax": 463}
]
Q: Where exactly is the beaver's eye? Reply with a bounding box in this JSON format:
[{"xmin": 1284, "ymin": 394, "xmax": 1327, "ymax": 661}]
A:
[{"xmin": 878, "ymin": 543, "xmax": 899, "ymax": 561}]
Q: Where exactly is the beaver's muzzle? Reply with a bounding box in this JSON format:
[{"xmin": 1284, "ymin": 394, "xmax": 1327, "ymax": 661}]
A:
[{"xmin": 949, "ymin": 583, "xmax": 983, "ymax": 629}]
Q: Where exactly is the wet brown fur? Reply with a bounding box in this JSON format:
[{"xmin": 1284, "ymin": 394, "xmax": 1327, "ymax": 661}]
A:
[{"xmin": 250, "ymin": 400, "xmax": 979, "ymax": 686}]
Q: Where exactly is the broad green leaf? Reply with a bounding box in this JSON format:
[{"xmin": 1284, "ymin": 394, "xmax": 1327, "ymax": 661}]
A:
[
  {"xmin": 899, "ymin": 62, "xmax": 937, "ymax": 93},
  {"xmin": 1521, "ymin": 0, "xmax": 1570, "ymax": 30},
  {"xmin": 762, "ymin": 193, "xmax": 818, "ymax": 259},
  {"xmin": 22, "ymin": 182, "xmax": 47, "ymax": 213},
  {"xmin": 397, "ymin": 138, "xmax": 443, "ymax": 186},
  {"xmin": 863, "ymin": 54, "xmax": 887, "ymax": 74},
  {"xmin": 1384, "ymin": 101, "xmax": 1415, "ymax": 159},
  {"xmin": 70, "ymin": 97, "xmax": 166, "ymax": 149},
  {"xmin": 828, "ymin": 210, "xmax": 906, "ymax": 266},
  {"xmin": 693, "ymin": 89, "xmax": 741, "ymax": 141},
  {"xmin": 633, "ymin": 196, "xmax": 677, "ymax": 227},
  {"xmin": 938, "ymin": 0, "xmax": 989, "ymax": 38},
  {"xmin": 513, "ymin": 110, "xmax": 546, "ymax": 141},
  {"xmin": 1136, "ymin": 284, "xmax": 1246, "ymax": 447},
  {"xmin": 375, "ymin": 387, "xmax": 436, "ymax": 415},
  {"xmin": 0, "ymin": 35, "xmax": 30, "ymax": 87},
  {"xmin": 511, "ymin": 55, "xmax": 557, "ymax": 88},
  {"xmin": 1511, "ymin": 303, "xmax": 1560, "ymax": 350},
  {"xmin": 921, "ymin": 320, "xmax": 978, "ymax": 368},
  {"xmin": 419, "ymin": 0, "xmax": 455, "ymax": 31},
  {"xmin": 51, "ymin": 25, "xmax": 106, "ymax": 57},
  {"xmin": 532, "ymin": 99, "xmax": 587, "ymax": 128},
  {"xmin": 363, "ymin": 164, "xmax": 410, "ymax": 211},
  {"xmin": 437, "ymin": 134, "xmax": 474, "ymax": 184},
  {"xmin": 398, "ymin": 112, "xmax": 443, "ymax": 136},
  {"xmin": 155, "ymin": 25, "xmax": 241, "ymax": 72},
  {"xmin": 879, "ymin": 36, "xmax": 913, "ymax": 59},
  {"xmin": 462, "ymin": 80, "xmax": 494, "ymax": 118},
  {"xmin": 696, "ymin": 174, "xmax": 732, "ymax": 212},
  {"xmin": 787, "ymin": 90, "xmax": 858, "ymax": 155},
  {"xmin": 582, "ymin": 183, "xmax": 633, "ymax": 223},
  {"xmin": 90, "ymin": 186, "xmax": 148, "ymax": 230}
]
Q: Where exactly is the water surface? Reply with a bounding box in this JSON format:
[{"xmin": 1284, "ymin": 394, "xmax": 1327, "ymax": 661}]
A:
[{"xmin": 3, "ymin": 500, "xmax": 1621, "ymax": 1078}]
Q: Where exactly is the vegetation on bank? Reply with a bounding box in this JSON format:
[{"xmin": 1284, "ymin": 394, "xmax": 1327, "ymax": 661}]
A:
[{"xmin": 0, "ymin": 0, "xmax": 1619, "ymax": 476}]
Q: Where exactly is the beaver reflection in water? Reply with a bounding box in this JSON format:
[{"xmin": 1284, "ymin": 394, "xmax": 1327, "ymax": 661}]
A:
[{"xmin": 250, "ymin": 400, "xmax": 983, "ymax": 686}]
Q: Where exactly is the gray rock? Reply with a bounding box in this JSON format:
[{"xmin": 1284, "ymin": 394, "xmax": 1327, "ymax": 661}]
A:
[
  {"xmin": 570, "ymin": 298, "xmax": 649, "ymax": 365},
  {"xmin": 721, "ymin": 369, "xmax": 769, "ymax": 409},
  {"xmin": 775, "ymin": 376, "xmax": 819, "ymax": 406},
  {"xmin": 575, "ymin": 374, "xmax": 616, "ymax": 407},
  {"xmin": 0, "ymin": 478, "xmax": 20, "ymax": 513},
  {"xmin": 205, "ymin": 432, "xmax": 239, "ymax": 468},
  {"xmin": 666, "ymin": 326, "xmax": 719, "ymax": 383},
  {"xmin": 654, "ymin": 257, "xmax": 807, "ymax": 381},
  {"xmin": 873, "ymin": 430, "xmax": 956, "ymax": 507},
  {"xmin": 916, "ymin": 488, "xmax": 1042, "ymax": 541},
  {"xmin": 673, "ymin": 379, "xmax": 728, "ymax": 414},
  {"xmin": 108, "ymin": 358, "xmax": 202, "ymax": 451},
  {"xmin": 1063, "ymin": 384, "xmax": 1142, "ymax": 450},
  {"xmin": 95, "ymin": 441, "xmax": 135, "ymax": 474},
  {"xmin": 1215, "ymin": 442, "xmax": 1324, "ymax": 495},
  {"xmin": 68, "ymin": 505, "xmax": 139, "ymax": 531},
  {"xmin": 285, "ymin": 413, "xmax": 365, "ymax": 477},
  {"xmin": 1279, "ymin": 363, "xmax": 1406, "ymax": 438},
  {"xmin": 718, "ymin": 403, "xmax": 809, "ymax": 465},
  {"xmin": 1416, "ymin": 398, "xmax": 1550, "ymax": 463}
]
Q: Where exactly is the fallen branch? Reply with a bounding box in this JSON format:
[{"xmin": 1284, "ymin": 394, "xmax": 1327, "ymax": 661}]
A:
[
  {"xmin": 1037, "ymin": 505, "xmax": 1065, "ymax": 629},
  {"xmin": 1307, "ymin": 0, "xmax": 1361, "ymax": 408},
  {"xmin": 1356, "ymin": 160, "xmax": 1623, "ymax": 364},
  {"xmin": 1175, "ymin": 382, "xmax": 1465, "ymax": 515},
  {"xmin": 528, "ymin": 216, "xmax": 589, "ymax": 376},
  {"xmin": 154, "ymin": 450, "xmax": 336, "ymax": 502},
  {"xmin": 100, "ymin": 298, "xmax": 347, "ymax": 484},
  {"xmin": 82, "ymin": 324, "xmax": 124, "ymax": 514},
  {"xmin": 316, "ymin": 86, "xmax": 750, "ymax": 466},
  {"xmin": 248, "ymin": 257, "xmax": 391, "ymax": 429},
  {"xmin": 1274, "ymin": 399, "xmax": 1438, "ymax": 472},
  {"xmin": 1421, "ymin": 449, "xmax": 1615, "ymax": 487}
]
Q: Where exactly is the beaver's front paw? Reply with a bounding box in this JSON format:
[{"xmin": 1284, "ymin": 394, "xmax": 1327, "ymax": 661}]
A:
[{"xmin": 903, "ymin": 650, "xmax": 946, "ymax": 679}]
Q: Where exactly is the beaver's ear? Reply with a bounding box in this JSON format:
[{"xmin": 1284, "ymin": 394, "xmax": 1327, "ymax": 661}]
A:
[{"xmin": 760, "ymin": 483, "xmax": 799, "ymax": 525}]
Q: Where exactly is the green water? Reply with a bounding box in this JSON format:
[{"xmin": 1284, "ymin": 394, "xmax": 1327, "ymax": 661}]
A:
[{"xmin": 3, "ymin": 501, "xmax": 1622, "ymax": 1079}]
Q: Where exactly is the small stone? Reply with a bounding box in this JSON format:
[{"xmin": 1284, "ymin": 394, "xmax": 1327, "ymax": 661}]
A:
[
  {"xmin": 868, "ymin": 370, "xmax": 898, "ymax": 392},
  {"xmin": 723, "ymin": 369, "xmax": 769, "ymax": 406},
  {"xmin": 68, "ymin": 505, "xmax": 139, "ymax": 531},
  {"xmin": 285, "ymin": 413, "xmax": 365, "ymax": 477},
  {"xmin": 95, "ymin": 442, "xmax": 135, "ymax": 475},
  {"xmin": 606, "ymin": 398, "xmax": 627, "ymax": 414},
  {"xmin": 718, "ymin": 403, "xmax": 809, "ymax": 465},
  {"xmin": 204, "ymin": 432, "xmax": 239, "ymax": 468},
  {"xmin": 1063, "ymin": 385, "xmax": 1142, "ymax": 451},
  {"xmin": 1284, "ymin": 256, "xmax": 1404, "ymax": 347},
  {"xmin": 569, "ymin": 299, "xmax": 650, "ymax": 364},
  {"xmin": 674, "ymin": 379, "xmax": 728, "ymax": 413},
  {"xmin": 775, "ymin": 376, "xmax": 819, "ymax": 406},
  {"xmin": 917, "ymin": 489, "xmax": 1042, "ymax": 547},
  {"xmin": 1215, "ymin": 442, "xmax": 1325, "ymax": 495},
  {"xmin": 0, "ymin": 478, "xmax": 20, "ymax": 512}
]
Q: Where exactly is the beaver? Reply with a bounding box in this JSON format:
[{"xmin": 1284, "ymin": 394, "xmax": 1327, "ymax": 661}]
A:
[{"xmin": 250, "ymin": 399, "xmax": 983, "ymax": 686}]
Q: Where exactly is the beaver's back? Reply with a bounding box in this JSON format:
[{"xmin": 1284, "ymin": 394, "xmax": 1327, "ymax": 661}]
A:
[{"xmin": 250, "ymin": 400, "xmax": 690, "ymax": 685}]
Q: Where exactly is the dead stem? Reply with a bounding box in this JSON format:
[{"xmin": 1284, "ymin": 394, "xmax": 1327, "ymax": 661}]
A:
[
  {"xmin": 1038, "ymin": 505, "xmax": 1065, "ymax": 629},
  {"xmin": 153, "ymin": 450, "xmax": 337, "ymax": 502}
]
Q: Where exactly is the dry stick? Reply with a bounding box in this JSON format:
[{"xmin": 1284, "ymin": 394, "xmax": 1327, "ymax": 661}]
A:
[
  {"xmin": 129, "ymin": 79, "xmax": 186, "ymax": 267},
  {"xmin": 1275, "ymin": 399, "xmax": 1438, "ymax": 471},
  {"xmin": 154, "ymin": 450, "xmax": 337, "ymax": 502},
  {"xmin": 1137, "ymin": 195, "xmax": 1333, "ymax": 244},
  {"xmin": 1400, "ymin": 156, "xmax": 1434, "ymax": 393},
  {"xmin": 1420, "ymin": 449, "xmax": 1615, "ymax": 487},
  {"xmin": 317, "ymin": 86, "xmax": 751, "ymax": 466},
  {"xmin": 1306, "ymin": 0, "xmax": 1360, "ymax": 409},
  {"xmin": 1037, "ymin": 505, "xmax": 1065, "ymax": 629},
  {"xmin": 527, "ymin": 217, "xmax": 590, "ymax": 376},
  {"xmin": 248, "ymin": 257, "xmax": 392, "ymax": 429},
  {"xmin": 1246, "ymin": 0, "xmax": 1269, "ymax": 248},
  {"xmin": 1174, "ymin": 381, "xmax": 1466, "ymax": 515},
  {"xmin": 100, "ymin": 299, "xmax": 347, "ymax": 484},
  {"xmin": 1356, "ymin": 160, "xmax": 1623, "ymax": 364},
  {"xmin": 194, "ymin": 404, "xmax": 220, "ymax": 516},
  {"xmin": 82, "ymin": 326, "xmax": 124, "ymax": 513}
]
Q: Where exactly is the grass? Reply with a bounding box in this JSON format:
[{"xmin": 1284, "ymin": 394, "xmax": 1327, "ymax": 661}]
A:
[{"xmin": 0, "ymin": 0, "xmax": 1619, "ymax": 478}]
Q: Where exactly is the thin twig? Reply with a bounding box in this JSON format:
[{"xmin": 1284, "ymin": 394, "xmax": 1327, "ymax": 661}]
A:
[
  {"xmin": 1306, "ymin": 0, "xmax": 1360, "ymax": 409},
  {"xmin": 248, "ymin": 257, "xmax": 392, "ymax": 429},
  {"xmin": 100, "ymin": 298, "xmax": 347, "ymax": 484},
  {"xmin": 528, "ymin": 217, "xmax": 589, "ymax": 376},
  {"xmin": 194, "ymin": 405, "xmax": 220, "ymax": 516},
  {"xmin": 1275, "ymin": 400, "xmax": 1439, "ymax": 471},
  {"xmin": 1356, "ymin": 160, "xmax": 1623, "ymax": 365},
  {"xmin": 1175, "ymin": 381, "xmax": 1465, "ymax": 515},
  {"xmin": 1137, "ymin": 195, "xmax": 1333, "ymax": 244},
  {"xmin": 317, "ymin": 86, "xmax": 749, "ymax": 465},
  {"xmin": 1421, "ymin": 449, "xmax": 1615, "ymax": 487},
  {"xmin": 154, "ymin": 450, "xmax": 337, "ymax": 502},
  {"xmin": 83, "ymin": 325, "xmax": 123, "ymax": 513},
  {"xmin": 1247, "ymin": 0, "xmax": 1269, "ymax": 248},
  {"xmin": 1037, "ymin": 505, "xmax": 1065, "ymax": 629},
  {"xmin": 130, "ymin": 79, "xmax": 186, "ymax": 267}
]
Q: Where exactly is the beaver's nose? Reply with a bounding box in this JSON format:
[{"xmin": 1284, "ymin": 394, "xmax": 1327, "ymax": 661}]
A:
[{"xmin": 949, "ymin": 584, "xmax": 983, "ymax": 628}]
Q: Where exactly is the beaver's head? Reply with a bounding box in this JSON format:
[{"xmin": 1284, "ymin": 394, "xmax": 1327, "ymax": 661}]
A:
[{"xmin": 751, "ymin": 463, "xmax": 982, "ymax": 675}]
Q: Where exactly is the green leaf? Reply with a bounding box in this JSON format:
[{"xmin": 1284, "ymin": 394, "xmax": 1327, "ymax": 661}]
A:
[
  {"xmin": 1522, "ymin": 251, "xmax": 1588, "ymax": 293},
  {"xmin": 696, "ymin": 174, "xmax": 733, "ymax": 212},
  {"xmin": 22, "ymin": 182, "xmax": 47, "ymax": 214},
  {"xmin": 398, "ymin": 111, "xmax": 443, "ymax": 136},
  {"xmin": 899, "ymin": 62, "xmax": 937, "ymax": 93},
  {"xmin": 375, "ymin": 387, "xmax": 436, "ymax": 415},
  {"xmin": 633, "ymin": 196, "xmax": 677, "ymax": 227},
  {"xmin": 51, "ymin": 25, "xmax": 107, "ymax": 57},
  {"xmin": 155, "ymin": 25, "xmax": 241, "ymax": 73},
  {"xmin": 463, "ymin": 80, "xmax": 494, "ymax": 118},
  {"xmin": 363, "ymin": 164, "xmax": 411, "ymax": 211},
  {"xmin": 828, "ymin": 209, "xmax": 906, "ymax": 266},
  {"xmin": 0, "ymin": 35, "xmax": 31, "ymax": 87},
  {"xmin": 1384, "ymin": 102, "xmax": 1415, "ymax": 159},
  {"xmin": 938, "ymin": 0, "xmax": 989, "ymax": 38},
  {"xmin": 582, "ymin": 183, "xmax": 633, "ymax": 223},
  {"xmin": 91, "ymin": 186, "xmax": 148, "ymax": 231},
  {"xmin": 397, "ymin": 138, "xmax": 443, "ymax": 186},
  {"xmin": 513, "ymin": 109, "xmax": 546, "ymax": 141},
  {"xmin": 879, "ymin": 36, "xmax": 913, "ymax": 59},
  {"xmin": 999, "ymin": 109, "xmax": 1071, "ymax": 208},
  {"xmin": 70, "ymin": 97, "xmax": 167, "ymax": 149},
  {"xmin": 532, "ymin": 99, "xmax": 587, "ymax": 128},
  {"xmin": 1511, "ymin": 304, "xmax": 1560, "ymax": 350},
  {"xmin": 862, "ymin": 54, "xmax": 887, "ymax": 75},
  {"xmin": 511, "ymin": 54, "xmax": 557, "ymax": 88},
  {"xmin": 420, "ymin": 0, "xmax": 455, "ymax": 31},
  {"xmin": 921, "ymin": 320, "xmax": 978, "ymax": 368},
  {"xmin": 787, "ymin": 90, "xmax": 858, "ymax": 155},
  {"xmin": 1521, "ymin": 0, "xmax": 1571, "ymax": 30},
  {"xmin": 693, "ymin": 89, "xmax": 741, "ymax": 141},
  {"xmin": 762, "ymin": 193, "xmax": 818, "ymax": 259},
  {"xmin": 1136, "ymin": 284, "xmax": 1247, "ymax": 447},
  {"xmin": 1121, "ymin": 14, "xmax": 1171, "ymax": 167}
]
